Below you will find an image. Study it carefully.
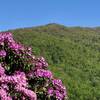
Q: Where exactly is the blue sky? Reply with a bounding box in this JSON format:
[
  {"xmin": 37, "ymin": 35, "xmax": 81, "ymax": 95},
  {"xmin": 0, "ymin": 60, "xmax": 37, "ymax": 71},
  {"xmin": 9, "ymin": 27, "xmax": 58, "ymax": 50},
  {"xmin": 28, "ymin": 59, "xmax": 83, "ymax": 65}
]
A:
[{"xmin": 0, "ymin": 0, "xmax": 100, "ymax": 31}]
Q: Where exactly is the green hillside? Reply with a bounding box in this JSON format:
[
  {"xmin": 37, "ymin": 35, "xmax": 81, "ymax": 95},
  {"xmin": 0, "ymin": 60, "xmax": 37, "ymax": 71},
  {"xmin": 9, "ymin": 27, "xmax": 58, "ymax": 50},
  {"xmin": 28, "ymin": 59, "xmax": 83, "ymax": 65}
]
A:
[{"xmin": 6, "ymin": 23, "xmax": 100, "ymax": 100}]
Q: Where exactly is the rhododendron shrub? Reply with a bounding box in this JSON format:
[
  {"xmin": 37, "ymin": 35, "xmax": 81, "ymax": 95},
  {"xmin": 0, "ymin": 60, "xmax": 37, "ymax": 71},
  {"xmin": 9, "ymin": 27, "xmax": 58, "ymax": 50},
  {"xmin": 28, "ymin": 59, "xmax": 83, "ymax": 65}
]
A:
[{"xmin": 0, "ymin": 32, "xmax": 67, "ymax": 100}]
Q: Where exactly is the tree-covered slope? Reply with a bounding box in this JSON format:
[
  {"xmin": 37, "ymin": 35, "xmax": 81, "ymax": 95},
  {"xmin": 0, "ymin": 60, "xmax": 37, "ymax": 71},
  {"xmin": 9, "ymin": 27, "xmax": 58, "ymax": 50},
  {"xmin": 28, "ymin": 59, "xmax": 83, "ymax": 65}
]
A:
[{"xmin": 6, "ymin": 23, "xmax": 100, "ymax": 100}]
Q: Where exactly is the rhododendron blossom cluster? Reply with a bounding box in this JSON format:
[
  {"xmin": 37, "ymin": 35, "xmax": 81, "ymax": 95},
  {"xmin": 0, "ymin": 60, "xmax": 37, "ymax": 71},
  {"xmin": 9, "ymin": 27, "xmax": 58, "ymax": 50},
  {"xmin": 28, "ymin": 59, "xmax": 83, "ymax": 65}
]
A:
[{"xmin": 0, "ymin": 32, "xmax": 67, "ymax": 100}]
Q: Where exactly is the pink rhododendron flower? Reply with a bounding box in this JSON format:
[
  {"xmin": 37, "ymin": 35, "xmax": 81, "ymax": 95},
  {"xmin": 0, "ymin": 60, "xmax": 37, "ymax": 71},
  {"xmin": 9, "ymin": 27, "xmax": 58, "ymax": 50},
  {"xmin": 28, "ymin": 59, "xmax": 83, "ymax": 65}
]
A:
[
  {"xmin": 0, "ymin": 32, "xmax": 67, "ymax": 100},
  {"xmin": 0, "ymin": 50, "xmax": 6, "ymax": 57},
  {"xmin": 0, "ymin": 63, "xmax": 5, "ymax": 75},
  {"xmin": 34, "ymin": 69, "xmax": 53, "ymax": 79}
]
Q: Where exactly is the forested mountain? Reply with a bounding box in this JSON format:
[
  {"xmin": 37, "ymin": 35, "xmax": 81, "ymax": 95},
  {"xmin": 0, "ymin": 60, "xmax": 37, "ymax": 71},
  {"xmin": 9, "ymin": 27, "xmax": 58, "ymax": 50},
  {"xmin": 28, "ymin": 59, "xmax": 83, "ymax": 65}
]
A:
[{"xmin": 5, "ymin": 23, "xmax": 100, "ymax": 100}]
